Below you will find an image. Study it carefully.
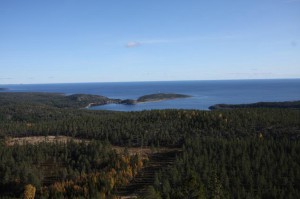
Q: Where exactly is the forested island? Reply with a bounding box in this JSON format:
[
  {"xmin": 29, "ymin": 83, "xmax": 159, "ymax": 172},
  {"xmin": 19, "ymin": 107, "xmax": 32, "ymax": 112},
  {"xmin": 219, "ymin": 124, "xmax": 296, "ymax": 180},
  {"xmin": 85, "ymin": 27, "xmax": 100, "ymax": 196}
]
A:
[
  {"xmin": 120, "ymin": 93, "xmax": 191, "ymax": 105},
  {"xmin": 0, "ymin": 92, "xmax": 299, "ymax": 198}
]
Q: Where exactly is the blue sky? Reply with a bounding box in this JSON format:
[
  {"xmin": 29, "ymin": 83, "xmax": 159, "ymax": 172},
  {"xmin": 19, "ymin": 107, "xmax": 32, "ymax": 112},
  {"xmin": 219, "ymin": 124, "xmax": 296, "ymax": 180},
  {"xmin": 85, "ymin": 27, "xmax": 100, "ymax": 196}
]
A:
[{"xmin": 0, "ymin": 0, "xmax": 299, "ymax": 84}]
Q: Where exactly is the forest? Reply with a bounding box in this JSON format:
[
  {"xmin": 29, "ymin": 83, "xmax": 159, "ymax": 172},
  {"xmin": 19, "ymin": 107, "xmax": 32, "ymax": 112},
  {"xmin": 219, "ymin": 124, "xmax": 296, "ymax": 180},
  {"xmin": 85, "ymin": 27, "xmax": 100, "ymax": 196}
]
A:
[{"xmin": 0, "ymin": 92, "xmax": 299, "ymax": 198}]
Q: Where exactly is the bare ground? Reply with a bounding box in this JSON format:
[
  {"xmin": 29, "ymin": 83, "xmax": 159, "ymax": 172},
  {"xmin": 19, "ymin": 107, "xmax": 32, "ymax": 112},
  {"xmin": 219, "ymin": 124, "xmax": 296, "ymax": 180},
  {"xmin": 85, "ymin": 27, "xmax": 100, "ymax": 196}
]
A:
[
  {"xmin": 5, "ymin": 136, "xmax": 180, "ymax": 158},
  {"xmin": 5, "ymin": 135, "xmax": 86, "ymax": 146}
]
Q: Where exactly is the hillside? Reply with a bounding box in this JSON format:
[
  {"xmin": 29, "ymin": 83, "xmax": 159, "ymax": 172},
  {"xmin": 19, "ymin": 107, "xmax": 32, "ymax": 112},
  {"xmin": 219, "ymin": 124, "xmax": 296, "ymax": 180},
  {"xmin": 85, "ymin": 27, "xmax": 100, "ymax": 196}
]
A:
[
  {"xmin": 0, "ymin": 92, "xmax": 299, "ymax": 198},
  {"xmin": 0, "ymin": 92, "xmax": 119, "ymax": 108}
]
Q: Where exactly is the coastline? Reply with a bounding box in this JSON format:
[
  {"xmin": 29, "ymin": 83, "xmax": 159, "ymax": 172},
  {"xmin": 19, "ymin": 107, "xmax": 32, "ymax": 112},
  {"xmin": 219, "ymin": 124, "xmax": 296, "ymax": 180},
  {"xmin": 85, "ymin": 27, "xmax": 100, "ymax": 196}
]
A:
[
  {"xmin": 1, "ymin": 79, "xmax": 300, "ymax": 111},
  {"xmin": 209, "ymin": 100, "xmax": 300, "ymax": 110},
  {"xmin": 86, "ymin": 93, "xmax": 191, "ymax": 107}
]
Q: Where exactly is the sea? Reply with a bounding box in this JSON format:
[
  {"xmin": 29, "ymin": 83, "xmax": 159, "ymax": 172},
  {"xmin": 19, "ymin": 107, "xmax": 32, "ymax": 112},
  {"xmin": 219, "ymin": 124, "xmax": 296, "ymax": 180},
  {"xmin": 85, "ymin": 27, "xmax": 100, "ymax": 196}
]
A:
[{"xmin": 1, "ymin": 79, "xmax": 300, "ymax": 111}]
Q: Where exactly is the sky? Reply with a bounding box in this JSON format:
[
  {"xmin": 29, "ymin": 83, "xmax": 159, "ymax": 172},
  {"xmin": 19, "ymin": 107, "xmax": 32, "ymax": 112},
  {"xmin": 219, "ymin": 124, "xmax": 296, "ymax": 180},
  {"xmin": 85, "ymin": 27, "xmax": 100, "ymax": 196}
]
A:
[{"xmin": 0, "ymin": 0, "xmax": 300, "ymax": 84}]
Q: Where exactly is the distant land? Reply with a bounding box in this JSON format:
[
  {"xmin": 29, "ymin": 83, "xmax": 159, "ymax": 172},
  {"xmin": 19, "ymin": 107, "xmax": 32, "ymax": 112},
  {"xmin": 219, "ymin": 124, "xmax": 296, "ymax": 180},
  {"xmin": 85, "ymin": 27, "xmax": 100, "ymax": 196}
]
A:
[
  {"xmin": 0, "ymin": 92, "xmax": 191, "ymax": 108},
  {"xmin": 1, "ymin": 92, "xmax": 299, "ymax": 110},
  {"xmin": 0, "ymin": 92, "xmax": 114, "ymax": 108},
  {"xmin": 209, "ymin": 100, "xmax": 300, "ymax": 110},
  {"xmin": 0, "ymin": 88, "xmax": 9, "ymax": 91}
]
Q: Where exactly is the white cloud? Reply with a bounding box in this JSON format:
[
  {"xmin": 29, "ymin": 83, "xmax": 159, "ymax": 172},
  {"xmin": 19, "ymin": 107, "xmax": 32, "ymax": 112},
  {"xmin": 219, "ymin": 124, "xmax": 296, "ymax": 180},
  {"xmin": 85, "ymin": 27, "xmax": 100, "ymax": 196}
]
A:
[{"xmin": 126, "ymin": 41, "xmax": 141, "ymax": 48}]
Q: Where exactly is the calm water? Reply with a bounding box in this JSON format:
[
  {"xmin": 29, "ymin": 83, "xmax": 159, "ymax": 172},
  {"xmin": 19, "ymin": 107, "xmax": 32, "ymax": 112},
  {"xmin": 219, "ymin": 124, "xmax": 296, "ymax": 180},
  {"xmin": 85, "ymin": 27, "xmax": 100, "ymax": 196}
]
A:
[{"xmin": 1, "ymin": 79, "xmax": 300, "ymax": 111}]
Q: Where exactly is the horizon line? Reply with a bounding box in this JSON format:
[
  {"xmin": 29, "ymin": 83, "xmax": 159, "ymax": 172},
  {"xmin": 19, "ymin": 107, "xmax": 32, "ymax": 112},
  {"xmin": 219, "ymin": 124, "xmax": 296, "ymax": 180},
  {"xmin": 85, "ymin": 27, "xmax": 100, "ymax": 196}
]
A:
[{"xmin": 1, "ymin": 77, "xmax": 299, "ymax": 86}]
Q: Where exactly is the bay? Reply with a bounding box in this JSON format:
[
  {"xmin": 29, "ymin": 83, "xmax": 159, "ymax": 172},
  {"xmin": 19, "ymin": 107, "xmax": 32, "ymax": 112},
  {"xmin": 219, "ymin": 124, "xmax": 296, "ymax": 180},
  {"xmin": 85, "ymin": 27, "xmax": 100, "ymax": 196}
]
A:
[{"xmin": 1, "ymin": 79, "xmax": 300, "ymax": 111}]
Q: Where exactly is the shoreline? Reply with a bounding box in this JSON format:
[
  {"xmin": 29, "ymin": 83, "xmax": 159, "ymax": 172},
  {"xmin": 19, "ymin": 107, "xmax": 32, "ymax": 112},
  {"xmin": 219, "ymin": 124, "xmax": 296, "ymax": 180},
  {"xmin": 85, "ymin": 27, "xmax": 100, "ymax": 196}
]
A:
[
  {"xmin": 1, "ymin": 91, "xmax": 299, "ymax": 111},
  {"xmin": 209, "ymin": 100, "xmax": 300, "ymax": 110},
  {"xmin": 86, "ymin": 93, "xmax": 191, "ymax": 107}
]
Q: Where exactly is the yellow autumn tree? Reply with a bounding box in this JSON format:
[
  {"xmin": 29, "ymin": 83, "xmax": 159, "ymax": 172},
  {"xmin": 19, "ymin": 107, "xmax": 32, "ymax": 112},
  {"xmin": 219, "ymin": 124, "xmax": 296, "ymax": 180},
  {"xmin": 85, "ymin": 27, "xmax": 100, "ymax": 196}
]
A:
[{"xmin": 23, "ymin": 184, "xmax": 36, "ymax": 199}]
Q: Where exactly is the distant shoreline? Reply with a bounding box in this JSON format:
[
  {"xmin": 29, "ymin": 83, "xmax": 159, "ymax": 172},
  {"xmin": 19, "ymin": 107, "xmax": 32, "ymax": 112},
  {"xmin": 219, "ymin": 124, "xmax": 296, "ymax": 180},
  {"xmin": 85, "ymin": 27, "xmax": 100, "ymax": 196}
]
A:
[
  {"xmin": 209, "ymin": 100, "xmax": 300, "ymax": 110},
  {"xmin": 0, "ymin": 92, "xmax": 191, "ymax": 109},
  {"xmin": 1, "ymin": 92, "xmax": 299, "ymax": 110},
  {"xmin": 1, "ymin": 79, "xmax": 299, "ymax": 111}
]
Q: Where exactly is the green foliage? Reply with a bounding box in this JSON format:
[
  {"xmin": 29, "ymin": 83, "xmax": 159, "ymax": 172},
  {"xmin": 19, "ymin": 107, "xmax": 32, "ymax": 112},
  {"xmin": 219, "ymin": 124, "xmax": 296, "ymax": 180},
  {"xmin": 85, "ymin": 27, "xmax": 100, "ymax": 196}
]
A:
[
  {"xmin": 1, "ymin": 102, "xmax": 299, "ymax": 146},
  {"xmin": 0, "ymin": 92, "xmax": 299, "ymax": 198},
  {"xmin": 142, "ymin": 186, "xmax": 162, "ymax": 199},
  {"xmin": 151, "ymin": 137, "xmax": 300, "ymax": 199},
  {"xmin": 0, "ymin": 141, "xmax": 108, "ymax": 197}
]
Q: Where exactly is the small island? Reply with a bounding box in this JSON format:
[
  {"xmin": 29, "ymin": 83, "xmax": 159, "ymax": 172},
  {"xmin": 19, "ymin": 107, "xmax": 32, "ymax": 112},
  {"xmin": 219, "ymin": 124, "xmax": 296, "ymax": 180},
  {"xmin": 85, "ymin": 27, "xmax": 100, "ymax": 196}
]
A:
[{"xmin": 119, "ymin": 93, "xmax": 191, "ymax": 105}]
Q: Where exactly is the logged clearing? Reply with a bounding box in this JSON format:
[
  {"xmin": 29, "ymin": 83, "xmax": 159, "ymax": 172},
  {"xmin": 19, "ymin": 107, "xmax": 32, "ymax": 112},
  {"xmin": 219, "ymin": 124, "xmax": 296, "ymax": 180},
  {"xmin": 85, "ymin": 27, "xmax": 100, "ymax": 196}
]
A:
[
  {"xmin": 5, "ymin": 136, "xmax": 180, "ymax": 158},
  {"xmin": 5, "ymin": 135, "xmax": 86, "ymax": 146},
  {"xmin": 115, "ymin": 149, "xmax": 181, "ymax": 198},
  {"xmin": 4, "ymin": 135, "xmax": 181, "ymax": 198}
]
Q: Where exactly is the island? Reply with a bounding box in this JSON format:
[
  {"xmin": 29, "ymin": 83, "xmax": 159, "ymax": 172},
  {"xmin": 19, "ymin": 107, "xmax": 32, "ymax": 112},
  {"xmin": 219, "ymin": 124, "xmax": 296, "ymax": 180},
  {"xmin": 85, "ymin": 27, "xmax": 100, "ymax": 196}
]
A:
[
  {"xmin": 209, "ymin": 100, "xmax": 300, "ymax": 110},
  {"xmin": 119, "ymin": 93, "xmax": 191, "ymax": 105},
  {"xmin": 120, "ymin": 99, "xmax": 138, "ymax": 105},
  {"xmin": 0, "ymin": 88, "xmax": 9, "ymax": 91}
]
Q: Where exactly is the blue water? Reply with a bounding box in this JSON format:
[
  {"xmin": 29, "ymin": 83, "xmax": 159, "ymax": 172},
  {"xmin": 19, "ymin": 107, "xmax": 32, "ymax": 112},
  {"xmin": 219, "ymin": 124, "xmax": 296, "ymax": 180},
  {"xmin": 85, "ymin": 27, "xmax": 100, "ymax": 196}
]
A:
[{"xmin": 1, "ymin": 79, "xmax": 300, "ymax": 111}]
